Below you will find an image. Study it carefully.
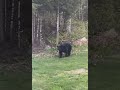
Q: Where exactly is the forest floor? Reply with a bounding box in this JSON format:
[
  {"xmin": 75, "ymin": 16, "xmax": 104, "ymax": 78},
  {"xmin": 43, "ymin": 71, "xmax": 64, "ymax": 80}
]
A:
[
  {"xmin": 32, "ymin": 51, "xmax": 88, "ymax": 90},
  {"xmin": 89, "ymin": 54, "xmax": 120, "ymax": 90}
]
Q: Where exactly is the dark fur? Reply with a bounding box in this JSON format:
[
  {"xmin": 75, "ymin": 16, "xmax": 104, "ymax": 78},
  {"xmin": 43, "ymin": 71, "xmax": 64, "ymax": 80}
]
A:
[{"xmin": 57, "ymin": 42, "xmax": 72, "ymax": 58}]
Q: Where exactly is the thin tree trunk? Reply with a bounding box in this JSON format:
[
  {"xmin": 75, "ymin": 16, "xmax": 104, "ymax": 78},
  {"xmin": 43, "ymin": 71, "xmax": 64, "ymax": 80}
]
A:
[
  {"xmin": 39, "ymin": 15, "xmax": 43, "ymax": 45},
  {"xmin": 34, "ymin": 12, "xmax": 38, "ymax": 44},
  {"xmin": 36, "ymin": 12, "xmax": 39, "ymax": 43},
  {"xmin": 32, "ymin": 13, "xmax": 34, "ymax": 45},
  {"xmin": 4, "ymin": 0, "xmax": 7, "ymax": 32},
  {"xmin": 79, "ymin": 0, "xmax": 83, "ymax": 21},
  {"xmin": 81, "ymin": 0, "xmax": 83, "ymax": 21},
  {"xmin": 10, "ymin": 0, "xmax": 15, "ymax": 41},
  {"xmin": 0, "ymin": 0, "xmax": 4, "ymax": 42},
  {"xmin": 33, "ymin": 13, "xmax": 36, "ymax": 44},
  {"xmin": 38, "ymin": 15, "xmax": 40, "ymax": 45},
  {"xmin": 18, "ymin": 0, "xmax": 22, "ymax": 48},
  {"xmin": 56, "ymin": 4, "xmax": 60, "ymax": 46},
  {"xmin": 79, "ymin": 2, "xmax": 81, "ymax": 20},
  {"xmin": 59, "ymin": 12, "xmax": 64, "ymax": 31},
  {"xmin": 66, "ymin": 17, "xmax": 72, "ymax": 34}
]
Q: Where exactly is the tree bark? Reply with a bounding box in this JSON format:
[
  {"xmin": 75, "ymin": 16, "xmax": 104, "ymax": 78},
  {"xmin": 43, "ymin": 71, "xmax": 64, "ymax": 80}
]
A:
[
  {"xmin": 10, "ymin": 0, "xmax": 15, "ymax": 41},
  {"xmin": 39, "ymin": 15, "xmax": 43, "ymax": 45},
  {"xmin": 66, "ymin": 17, "xmax": 72, "ymax": 34},
  {"xmin": 0, "ymin": 0, "xmax": 4, "ymax": 42},
  {"xmin": 18, "ymin": 0, "xmax": 21, "ymax": 48},
  {"xmin": 56, "ymin": 4, "xmax": 60, "ymax": 46}
]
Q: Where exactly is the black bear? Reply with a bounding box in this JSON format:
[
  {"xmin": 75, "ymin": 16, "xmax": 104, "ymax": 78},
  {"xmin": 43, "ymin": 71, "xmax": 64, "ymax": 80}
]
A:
[{"xmin": 57, "ymin": 42, "xmax": 72, "ymax": 58}]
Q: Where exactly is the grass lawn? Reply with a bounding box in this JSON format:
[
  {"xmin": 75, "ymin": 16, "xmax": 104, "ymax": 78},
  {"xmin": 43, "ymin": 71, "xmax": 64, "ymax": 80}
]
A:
[
  {"xmin": 0, "ymin": 72, "xmax": 31, "ymax": 90},
  {"xmin": 89, "ymin": 55, "xmax": 120, "ymax": 90},
  {"xmin": 32, "ymin": 52, "xmax": 88, "ymax": 90}
]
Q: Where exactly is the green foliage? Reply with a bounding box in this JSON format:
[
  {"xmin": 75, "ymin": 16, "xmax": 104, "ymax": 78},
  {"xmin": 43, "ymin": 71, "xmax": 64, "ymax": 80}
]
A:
[
  {"xmin": 72, "ymin": 45, "xmax": 88, "ymax": 55},
  {"xmin": 32, "ymin": 0, "xmax": 88, "ymax": 47},
  {"xmin": 47, "ymin": 37, "xmax": 56, "ymax": 46},
  {"xmin": 59, "ymin": 21, "xmax": 88, "ymax": 41},
  {"xmin": 71, "ymin": 21, "xmax": 88, "ymax": 40},
  {"xmin": 47, "ymin": 20, "xmax": 88, "ymax": 46},
  {"xmin": 33, "ymin": 0, "xmax": 80, "ymax": 15}
]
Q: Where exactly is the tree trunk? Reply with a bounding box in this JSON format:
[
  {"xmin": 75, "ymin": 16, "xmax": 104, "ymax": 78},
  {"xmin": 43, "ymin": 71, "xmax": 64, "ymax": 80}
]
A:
[
  {"xmin": 33, "ymin": 13, "xmax": 36, "ymax": 45},
  {"xmin": 56, "ymin": 5, "xmax": 60, "ymax": 46},
  {"xmin": 0, "ymin": 0, "xmax": 4, "ymax": 42},
  {"xmin": 34, "ymin": 12, "xmax": 37, "ymax": 44},
  {"xmin": 10, "ymin": 0, "xmax": 15, "ymax": 41},
  {"xmin": 79, "ymin": 0, "xmax": 83, "ymax": 21},
  {"xmin": 32, "ymin": 13, "xmax": 34, "ymax": 45},
  {"xmin": 39, "ymin": 15, "xmax": 43, "ymax": 45},
  {"xmin": 81, "ymin": 0, "xmax": 83, "ymax": 21},
  {"xmin": 66, "ymin": 17, "xmax": 72, "ymax": 34},
  {"xmin": 36, "ymin": 12, "xmax": 39, "ymax": 44},
  {"xmin": 18, "ymin": 0, "xmax": 22, "ymax": 48}
]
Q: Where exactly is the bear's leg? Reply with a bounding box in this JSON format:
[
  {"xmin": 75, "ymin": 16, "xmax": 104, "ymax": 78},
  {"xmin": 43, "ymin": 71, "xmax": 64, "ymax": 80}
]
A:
[
  {"xmin": 68, "ymin": 51, "xmax": 71, "ymax": 56},
  {"xmin": 65, "ymin": 52, "xmax": 68, "ymax": 57},
  {"xmin": 68, "ymin": 47, "xmax": 71, "ymax": 56},
  {"xmin": 65, "ymin": 50, "xmax": 69, "ymax": 57},
  {"xmin": 59, "ymin": 51, "xmax": 62, "ymax": 58}
]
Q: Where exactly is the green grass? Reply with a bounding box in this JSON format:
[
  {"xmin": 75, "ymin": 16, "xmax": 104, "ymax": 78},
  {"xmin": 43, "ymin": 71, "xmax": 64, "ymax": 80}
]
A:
[
  {"xmin": 32, "ymin": 52, "xmax": 88, "ymax": 90},
  {"xmin": 0, "ymin": 72, "xmax": 31, "ymax": 90},
  {"xmin": 89, "ymin": 55, "xmax": 120, "ymax": 90}
]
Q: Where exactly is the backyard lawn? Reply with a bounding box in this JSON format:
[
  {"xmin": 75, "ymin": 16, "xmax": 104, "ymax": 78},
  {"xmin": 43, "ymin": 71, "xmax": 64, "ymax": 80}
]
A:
[{"xmin": 32, "ymin": 52, "xmax": 88, "ymax": 90}]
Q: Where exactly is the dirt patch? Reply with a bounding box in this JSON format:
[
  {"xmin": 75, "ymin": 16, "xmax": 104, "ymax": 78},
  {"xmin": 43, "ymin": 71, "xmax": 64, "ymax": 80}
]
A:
[
  {"xmin": 65, "ymin": 68, "xmax": 88, "ymax": 75},
  {"xmin": 73, "ymin": 37, "xmax": 88, "ymax": 46}
]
